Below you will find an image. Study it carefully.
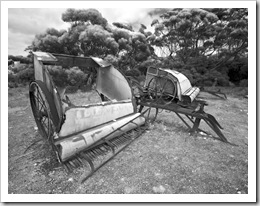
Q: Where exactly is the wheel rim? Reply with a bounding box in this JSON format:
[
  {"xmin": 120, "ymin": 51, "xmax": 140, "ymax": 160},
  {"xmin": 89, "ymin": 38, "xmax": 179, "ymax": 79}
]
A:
[
  {"xmin": 147, "ymin": 77, "xmax": 172, "ymax": 102},
  {"xmin": 139, "ymin": 106, "xmax": 158, "ymax": 123},
  {"xmin": 160, "ymin": 79, "xmax": 176, "ymax": 104},
  {"xmin": 30, "ymin": 82, "xmax": 55, "ymax": 141},
  {"xmin": 146, "ymin": 77, "xmax": 159, "ymax": 101}
]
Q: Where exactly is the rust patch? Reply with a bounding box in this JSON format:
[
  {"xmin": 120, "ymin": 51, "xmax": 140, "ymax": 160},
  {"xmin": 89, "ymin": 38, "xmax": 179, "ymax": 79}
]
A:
[
  {"xmin": 72, "ymin": 135, "xmax": 85, "ymax": 142},
  {"xmin": 91, "ymin": 130, "xmax": 102, "ymax": 140},
  {"xmin": 90, "ymin": 130, "xmax": 102, "ymax": 138}
]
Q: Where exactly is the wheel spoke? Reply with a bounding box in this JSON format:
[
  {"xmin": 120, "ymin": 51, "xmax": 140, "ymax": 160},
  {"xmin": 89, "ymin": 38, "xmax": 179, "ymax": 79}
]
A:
[{"xmin": 30, "ymin": 82, "xmax": 55, "ymax": 141}]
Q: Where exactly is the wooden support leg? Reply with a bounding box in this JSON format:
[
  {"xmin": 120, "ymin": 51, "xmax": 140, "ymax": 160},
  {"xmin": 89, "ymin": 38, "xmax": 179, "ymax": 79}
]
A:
[{"xmin": 190, "ymin": 118, "xmax": 201, "ymax": 134}]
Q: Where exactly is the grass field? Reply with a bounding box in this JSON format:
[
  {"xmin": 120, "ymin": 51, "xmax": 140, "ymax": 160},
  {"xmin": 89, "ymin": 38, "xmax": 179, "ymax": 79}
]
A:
[{"xmin": 8, "ymin": 86, "xmax": 248, "ymax": 195}]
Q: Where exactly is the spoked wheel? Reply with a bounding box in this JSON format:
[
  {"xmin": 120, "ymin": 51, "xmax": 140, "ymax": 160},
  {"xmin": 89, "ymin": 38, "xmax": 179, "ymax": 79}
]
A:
[
  {"xmin": 160, "ymin": 79, "xmax": 176, "ymax": 104},
  {"xmin": 139, "ymin": 105, "xmax": 158, "ymax": 124},
  {"xmin": 146, "ymin": 77, "xmax": 158, "ymax": 101},
  {"xmin": 29, "ymin": 81, "xmax": 59, "ymax": 141},
  {"xmin": 146, "ymin": 77, "xmax": 176, "ymax": 104}
]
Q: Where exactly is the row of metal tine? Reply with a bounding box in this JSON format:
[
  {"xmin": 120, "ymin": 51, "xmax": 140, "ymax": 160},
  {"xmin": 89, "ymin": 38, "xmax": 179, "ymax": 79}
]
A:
[{"xmin": 62, "ymin": 120, "xmax": 147, "ymax": 183}]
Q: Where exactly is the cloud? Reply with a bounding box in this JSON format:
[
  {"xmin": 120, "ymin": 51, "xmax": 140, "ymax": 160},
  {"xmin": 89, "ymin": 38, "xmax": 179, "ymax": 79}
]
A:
[
  {"xmin": 7, "ymin": 8, "xmax": 170, "ymax": 56},
  {"xmin": 8, "ymin": 31, "xmax": 35, "ymax": 55},
  {"xmin": 8, "ymin": 8, "xmax": 70, "ymax": 55},
  {"xmin": 148, "ymin": 8, "xmax": 171, "ymax": 17},
  {"xmin": 100, "ymin": 8, "xmax": 156, "ymax": 31},
  {"xmin": 8, "ymin": 8, "xmax": 69, "ymax": 35}
]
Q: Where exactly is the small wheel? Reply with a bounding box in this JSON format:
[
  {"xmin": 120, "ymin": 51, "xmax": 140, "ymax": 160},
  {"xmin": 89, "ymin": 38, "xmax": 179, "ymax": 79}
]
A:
[
  {"xmin": 146, "ymin": 77, "xmax": 159, "ymax": 101},
  {"xmin": 146, "ymin": 77, "xmax": 176, "ymax": 104},
  {"xmin": 139, "ymin": 105, "xmax": 158, "ymax": 123},
  {"xmin": 29, "ymin": 81, "xmax": 58, "ymax": 141},
  {"xmin": 160, "ymin": 79, "xmax": 176, "ymax": 104}
]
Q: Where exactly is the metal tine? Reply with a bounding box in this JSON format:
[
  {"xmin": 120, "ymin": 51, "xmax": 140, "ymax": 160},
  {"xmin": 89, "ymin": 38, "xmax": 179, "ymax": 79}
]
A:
[
  {"xmin": 113, "ymin": 141, "xmax": 121, "ymax": 147},
  {"xmin": 79, "ymin": 152, "xmax": 95, "ymax": 173},
  {"xmin": 90, "ymin": 150, "xmax": 99, "ymax": 159},
  {"xmin": 81, "ymin": 127, "xmax": 146, "ymax": 184},
  {"xmin": 100, "ymin": 145, "xmax": 109, "ymax": 153},
  {"xmin": 121, "ymin": 133, "xmax": 130, "ymax": 139},
  {"xmin": 87, "ymin": 151, "xmax": 96, "ymax": 160},
  {"xmin": 110, "ymin": 140, "xmax": 118, "ymax": 148},
  {"xmin": 118, "ymin": 136, "xmax": 130, "ymax": 144},
  {"xmin": 75, "ymin": 155, "xmax": 84, "ymax": 165},
  {"xmin": 117, "ymin": 136, "xmax": 127, "ymax": 143},
  {"xmin": 96, "ymin": 146, "xmax": 107, "ymax": 155},
  {"xmin": 64, "ymin": 162, "xmax": 71, "ymax": 173},
  {"xmin": 74, "ymin": 157, "xmax": 82, "ymax": 167},
  {"xmin": 121, "ymin": 134, "xmax": 130, "ymax": 139},
  {"xmin": 102, "ymin": 144, "xmax": 110, "ymax": 151},
  {"xmin": 83, "ymin": 151, "xmax": 94, "ymax": 160},
  {"xmin": 99, "ymin": 147, "xmax": 108, "ymax": 155},
  {"xmin": 103, "ymin": 143, "xmax": 113, "ymax": 152},
  {"xmin": 96, "ymin": 147, "xmax": 105, "ymax": 155},
  {"xmin": 90, "ymin": 149, "xmax": 98, "ymax": 156},
  {"xmin": 79, "ymin": 152, "xmax": 88, "ymax": 161},
  {"xmin": 107, "ymin": 140, "xmax": 118, "ymax": 149},
  {"xmin": 112, "ymin": 137, "xmax": 122, "ymax": 146},
  {"xmin": 93, "ymin": 148, "xmax": 102, "ymax": 156},
  {"xmin": 68, "ymin": 160, "xmax": 76, "ymax": 168},
  {"xmin": 71, "ymin": 158, "xmax": 80, "ymax": 168},
  {"xmin": 93, "ymin": 148, "xmax": 103, "ymax": 156},
  {"xmin": 92, "ymin": 148, "xmax": 102, "ymax": 156},
  {"xmin": 81, "ymin": 152, "xmax": 93, "ymax": 162}
]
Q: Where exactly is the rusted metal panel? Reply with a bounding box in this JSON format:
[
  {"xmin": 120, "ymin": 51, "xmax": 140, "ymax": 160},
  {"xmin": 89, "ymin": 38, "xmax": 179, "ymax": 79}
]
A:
[
  {"xmin": 55, "ymin": 113, "xmax": 145, "ymax": 161},
  {"xmin": 144, "ymin": 67, "xmax": 198, "ymax": 101},
  {"xmin": 96, "ymin": 65, "xmax": 133, "ymax": 101},
  {"xmin": 58, "ymin": 100, "xmax": 134, "ymax": 137},
  {"xmin": 164, "ymin": 69, "xmax": 192, "ymax": 95},
  {"xmin": 33, "ymin": 55, "xmax": 44, "ymax": 82},
  {"xmin": 32, "ymin": 52, "xmax": 64, "ymax": 127},
  {"xmin": 182, "ymin": 87, "xmax": 200, "ymax": 104},
  {"xmin": 33, "ymin": 51, "xmax": 58, "ymax": 63}
]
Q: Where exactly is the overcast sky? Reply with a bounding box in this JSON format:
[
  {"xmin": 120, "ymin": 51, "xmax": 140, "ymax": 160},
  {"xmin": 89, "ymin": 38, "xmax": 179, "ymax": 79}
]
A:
[
  {"xmin": 5, "ymin": 1, "xmax": 254, "ymax": 57},
  {"xmin": 8, "ymin": 7, "xmax": 164, "ymax": 56}
]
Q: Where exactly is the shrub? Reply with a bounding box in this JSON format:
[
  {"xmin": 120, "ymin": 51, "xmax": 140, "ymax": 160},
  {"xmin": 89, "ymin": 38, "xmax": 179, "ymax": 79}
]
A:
[
  {"xmin": 66, "ymin": 67, "xmax": 88, "ymax": 87},
  {"xmin": 124, "ymin": 69, "xmax": 141, "ymax": 77},
  {"xmin": 9, "ymin": 64, "xmax": 29, "ymax": 74},
  {"xmin": 47, "ymin": 66, "xmax": 69, "ymax": 88},
  {"xmin": 16, "ymin": 67, "xmax": 34, "ymax": 84},
  {"xmin": 47, "ymin": 65, "xmax": 91, "ymax": 92}
]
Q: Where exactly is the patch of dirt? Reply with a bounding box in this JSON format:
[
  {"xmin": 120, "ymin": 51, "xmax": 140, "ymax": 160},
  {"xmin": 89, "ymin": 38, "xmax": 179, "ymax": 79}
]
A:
[{"xmin": 8, "ymin": 86, "xmax": 248, "ymax": 194}]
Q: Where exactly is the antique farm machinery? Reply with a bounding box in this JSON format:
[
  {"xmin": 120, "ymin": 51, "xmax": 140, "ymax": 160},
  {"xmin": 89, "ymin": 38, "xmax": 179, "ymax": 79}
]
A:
[
  {"xmin": 128, "ymin": 67, "xmax": 228, "ymax": 143},
  {"xmin": 29, "ymin": 52, "xmax": 228, "ymax": 182}
]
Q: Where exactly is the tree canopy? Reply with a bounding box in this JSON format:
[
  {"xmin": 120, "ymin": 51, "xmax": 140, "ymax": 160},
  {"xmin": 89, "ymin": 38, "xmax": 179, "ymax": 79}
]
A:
[
  {"xmin": 25, "ymin": 8, "xmax": 248, "ymax": 86},
  {"xmin": 150, "ymin": 8, "xmax": 247, "ymax": 65},
  {"xmin": 148, "ymin": 8, "xmax": 248, "ymax": 85}
]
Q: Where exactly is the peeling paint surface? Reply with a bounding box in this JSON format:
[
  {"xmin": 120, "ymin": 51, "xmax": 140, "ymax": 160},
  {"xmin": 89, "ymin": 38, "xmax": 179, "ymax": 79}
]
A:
[
  {"xmin": 56, "ymin": 113, "xmax": 145, "ymax": 161},
  {"xmin": 59, "ymin": 101, "xmax": 134, "ymax": 137}
]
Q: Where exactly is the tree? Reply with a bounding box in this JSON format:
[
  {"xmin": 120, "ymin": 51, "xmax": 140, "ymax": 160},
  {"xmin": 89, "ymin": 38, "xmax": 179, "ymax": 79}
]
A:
[
  {"xmin": 62, "ymin": 8, "xmax": 108, "ymax": 27},
  {"xmin": 79, "ymin": 24, "xmax": 119, "ymax": 57},
  {"xmin": 8, "ymin": 55, "xmax": 32, "ymax": 64},
  {"xmin": 150, "ymin": 8, "xmax": 220, "ymax": 62},
  {"xmin": 149, "ymin": 8, "xmax": 248, "ymax": 85},
  {"xmin": 150, "ymin": 8, "xmax": 247, "ymax": 64},
  {"xmin": 25, "ymin": 28, "xmax": 68, "ymax": 54},
  {"xmin": 204, "ymin": 8, "xmax": 248, "ymax": 70},
  {"xmin": 26, "ymin": 8, "xmax": 154, "ymax": 75}
]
